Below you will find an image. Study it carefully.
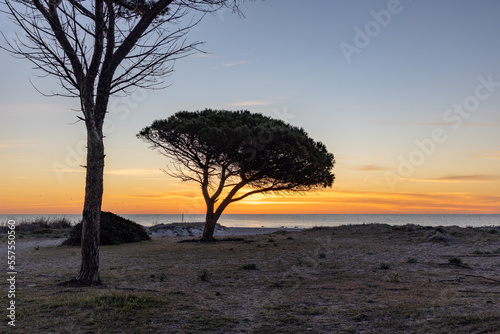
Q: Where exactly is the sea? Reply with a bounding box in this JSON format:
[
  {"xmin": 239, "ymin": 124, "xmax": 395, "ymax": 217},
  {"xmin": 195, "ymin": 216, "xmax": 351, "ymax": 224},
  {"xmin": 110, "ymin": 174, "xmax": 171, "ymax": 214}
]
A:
[{"xmin": 1, "ymin": 214, "xmax": 499, "ymax": 229}]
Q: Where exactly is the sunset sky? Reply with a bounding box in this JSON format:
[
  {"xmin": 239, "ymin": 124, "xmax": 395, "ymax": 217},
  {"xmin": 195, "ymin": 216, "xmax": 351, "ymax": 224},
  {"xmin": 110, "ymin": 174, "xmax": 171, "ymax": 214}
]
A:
[{"xmin": 1, "ymin": 0, "xmax": 499, "ymax": 215}]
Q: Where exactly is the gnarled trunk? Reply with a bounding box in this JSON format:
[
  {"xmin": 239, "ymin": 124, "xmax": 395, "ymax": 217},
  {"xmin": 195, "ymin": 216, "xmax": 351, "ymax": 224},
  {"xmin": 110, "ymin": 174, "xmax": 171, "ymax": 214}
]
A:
[
  {"xmin": 201, "ymin": 209, "xmax": 220, "ymax": 242},
  {"xmin": 75, "ymin": 125, "xmax": 105, "ymax": 285},
  {"xmin": 201, "ymin": 194, "xmax": 237, "ymax": 242},
  {"xmin": 200, "ymin": 182, "xmax": 245, "ymax": 242}
]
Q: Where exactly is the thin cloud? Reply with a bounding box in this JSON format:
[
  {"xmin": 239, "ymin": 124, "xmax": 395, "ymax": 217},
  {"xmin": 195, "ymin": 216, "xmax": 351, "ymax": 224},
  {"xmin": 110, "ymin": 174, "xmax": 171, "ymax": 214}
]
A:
[
  {"xmin": 321, "ymin": 189, "xmax": 500, "ymax": 213},
  {"xmin": 416, "ymin": 122, "xmax": 456, "ymax": 126},
  {"xmin": 352, "ymin": 164, "xmax": 390, "ymax": 171},
  {"xmin": 416, "ymin": 174, "xmax": 500, "ymax": 182},
  {"xmin": 244, "ymin": 201, "xmax": 325, "ymax": 205},
  {"xmin": 104, "ymin": 169, "xmax": 162, "ymax": 176},
  {"xmin": 192, "ymin": 53, "xmax": 216, "ymax": 58},
  {"xmin": 335, "ymin": 156, "xmax": 356, "ymax": 160},
  {"xmin": 49, "ymin": 168, "xmax": 85, "ymax": 173},
  {"xmin": 229, "ymin": 100, "xmax": 270, "ymax": 107},
  {"xmin": 221, "ymin": 59, "xmax": 254, "ymax": 67},
  {"xmin": 134, "ymin": 193, "xmax": 171, "ymax": 199},
  {"xmin": 44, "ymin": 168, "xmax": 163, "ymax": 175},
  {"xmin": 132, "ymin": 191, "xmax": 199, "ymax": 200}
]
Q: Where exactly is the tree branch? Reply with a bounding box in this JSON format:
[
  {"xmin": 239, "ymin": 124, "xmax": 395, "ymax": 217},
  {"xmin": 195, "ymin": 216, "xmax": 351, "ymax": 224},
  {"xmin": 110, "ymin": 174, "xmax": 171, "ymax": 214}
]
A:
[{"xmin": 32, "ymin": 0, "xmax": 85, "ymax": 85}]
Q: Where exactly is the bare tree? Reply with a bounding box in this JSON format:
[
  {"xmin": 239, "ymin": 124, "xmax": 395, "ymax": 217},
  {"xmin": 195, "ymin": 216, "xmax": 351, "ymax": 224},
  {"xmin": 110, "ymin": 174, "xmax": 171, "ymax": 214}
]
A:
[{"xmin": 1, "ymin": 0, "xmax": 241, "ymax": 285}]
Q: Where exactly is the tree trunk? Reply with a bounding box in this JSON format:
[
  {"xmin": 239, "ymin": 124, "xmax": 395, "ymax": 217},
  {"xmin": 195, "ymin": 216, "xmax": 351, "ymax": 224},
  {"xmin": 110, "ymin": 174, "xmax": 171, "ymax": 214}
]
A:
[
  {"xmin": 201, "ymin": 210, "xmax": 220, "ymax": 242},
  {"xmin": 200, "ymin": 189, "xmax": 240, "ymax": 242},
  {"xmin": 75, "ymin": 126, "xmax": 105, "ymax": 285}
]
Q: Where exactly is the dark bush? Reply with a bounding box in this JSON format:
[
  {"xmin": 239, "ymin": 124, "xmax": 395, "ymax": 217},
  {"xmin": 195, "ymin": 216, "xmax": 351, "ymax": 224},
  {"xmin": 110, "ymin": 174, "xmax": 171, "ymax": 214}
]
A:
[
  {"xmin": 242, "ymin": 264, "xmax": 258, "ymax": 270},
  {"xmin": 448, "ymin": 257, "xmax": 463, "ymax": 265},
  {"xmin": 62, "ymin": 212, "xmax": 150, "ymax": 246}
]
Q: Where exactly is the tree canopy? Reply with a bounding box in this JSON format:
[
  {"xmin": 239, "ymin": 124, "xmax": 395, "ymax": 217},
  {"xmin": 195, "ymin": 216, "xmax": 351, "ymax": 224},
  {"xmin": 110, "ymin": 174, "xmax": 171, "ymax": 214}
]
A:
[{"xmin": 138, "ymin": 109, "xmax": 335, "ymax": 241}]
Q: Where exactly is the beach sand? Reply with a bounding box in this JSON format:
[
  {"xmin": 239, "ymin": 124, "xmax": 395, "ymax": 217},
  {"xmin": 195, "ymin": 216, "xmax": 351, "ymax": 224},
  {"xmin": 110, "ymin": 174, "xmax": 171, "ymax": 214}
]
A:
[{"xmin": 2, "ymin": 224, "xmax": 500, "ymax": 333}]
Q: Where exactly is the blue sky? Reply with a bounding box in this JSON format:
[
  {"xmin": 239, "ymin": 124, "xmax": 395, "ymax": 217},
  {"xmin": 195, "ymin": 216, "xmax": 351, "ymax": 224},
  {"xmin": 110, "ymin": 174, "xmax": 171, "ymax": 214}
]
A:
[{"xmin": 1, "ymin": 0, "xmax": 500, "ymax": 214}]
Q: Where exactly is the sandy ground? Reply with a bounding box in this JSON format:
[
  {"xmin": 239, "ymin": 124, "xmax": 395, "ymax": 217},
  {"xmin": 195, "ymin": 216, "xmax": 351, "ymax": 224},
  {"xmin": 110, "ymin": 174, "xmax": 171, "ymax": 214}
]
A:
[
  {"xmin": 9, "ymin": 238, "xmax": 63, "ymax": 253},
  {"xmin": 1, "ymin": 224, "xmax": 500, "ymax": 333},
  {"xmin": 6, "ymin": 225, "xmax": 300, "ymax": 258}
]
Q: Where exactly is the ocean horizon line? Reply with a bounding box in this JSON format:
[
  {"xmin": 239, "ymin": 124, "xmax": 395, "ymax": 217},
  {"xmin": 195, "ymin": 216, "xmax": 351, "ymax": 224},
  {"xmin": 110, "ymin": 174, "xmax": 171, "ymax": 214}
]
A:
[{"xmin": 1, "ymin": 213, "xmax": 499, "ymax": 229}]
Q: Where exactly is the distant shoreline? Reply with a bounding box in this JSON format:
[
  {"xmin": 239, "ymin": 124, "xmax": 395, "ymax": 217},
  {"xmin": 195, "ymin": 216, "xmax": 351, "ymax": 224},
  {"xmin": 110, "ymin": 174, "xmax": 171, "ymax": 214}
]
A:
[
  {"xmin": 1, "ymin": 213, "xmax": 499, "ymax": 229},
  {"xmin": 146, "ymin": 223, "xmax": 302, "ymax": 237}
]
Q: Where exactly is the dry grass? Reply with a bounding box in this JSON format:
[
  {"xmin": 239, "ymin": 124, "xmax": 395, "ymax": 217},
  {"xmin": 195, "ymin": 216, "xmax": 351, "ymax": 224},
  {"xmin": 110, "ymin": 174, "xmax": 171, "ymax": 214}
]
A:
[
  {"xmin": 1, "ymin": 224, "xmax": 500, "ymax": 333},
  {"xmin": 0, "ymin": 217, "xmax": 72, "ymax": 238}
]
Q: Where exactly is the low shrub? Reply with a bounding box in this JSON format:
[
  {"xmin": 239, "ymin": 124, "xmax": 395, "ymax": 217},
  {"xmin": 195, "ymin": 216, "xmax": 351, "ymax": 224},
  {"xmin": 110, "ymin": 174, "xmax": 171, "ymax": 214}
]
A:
[
  {"xmin": 448, "ymin": 257, "xmax": 463, "ymax": 265},
  {"xmin": 242, "ymin": 264, "xmax": 258, "ymax": 270},
  {"xmin": 62, "ymin": 212, "xmax": 150, "ymax": 246},
  {"xmin": 379, "ymin": 262, "xmax": 391, "ymax": 270},
  {"xmin": 198, "ymin": 269, "xmax": 211, "ymax": 282}
]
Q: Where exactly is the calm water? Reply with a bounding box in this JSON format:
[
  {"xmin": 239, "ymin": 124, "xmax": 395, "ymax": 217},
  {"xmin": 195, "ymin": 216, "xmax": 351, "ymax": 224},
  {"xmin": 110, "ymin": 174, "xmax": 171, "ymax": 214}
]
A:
[{"xmin": 1, "ymin": 214, "xmax": 499, "ymax": 228}]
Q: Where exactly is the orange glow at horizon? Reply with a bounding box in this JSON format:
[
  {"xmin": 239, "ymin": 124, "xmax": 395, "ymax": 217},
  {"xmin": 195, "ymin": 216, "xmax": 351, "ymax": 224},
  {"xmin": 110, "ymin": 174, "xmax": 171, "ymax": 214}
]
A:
[
  {"xmin": 3, "ymin": 181, "xmax": 499, "ymax": 215},
  {"xmin": 2, "ymin": 153, "xmax": 500, "ymax": 215}
]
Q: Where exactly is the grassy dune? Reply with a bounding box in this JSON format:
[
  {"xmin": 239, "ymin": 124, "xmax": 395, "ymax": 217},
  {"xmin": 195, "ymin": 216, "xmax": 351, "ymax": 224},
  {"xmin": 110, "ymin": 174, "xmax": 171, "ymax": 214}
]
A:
[{"xmin": 1, "ymin": 224, "xmax": 500, "ymax": 333}]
